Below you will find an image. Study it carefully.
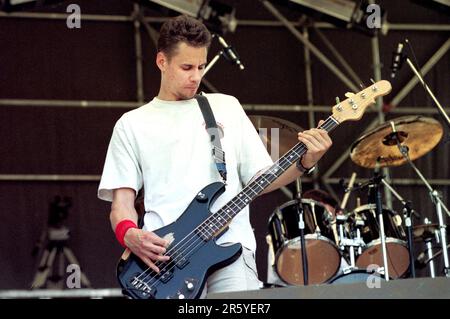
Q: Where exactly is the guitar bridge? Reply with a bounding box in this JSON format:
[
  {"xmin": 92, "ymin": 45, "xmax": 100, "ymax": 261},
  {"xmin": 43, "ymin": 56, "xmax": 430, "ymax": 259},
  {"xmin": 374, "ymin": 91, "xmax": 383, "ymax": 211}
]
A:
[{"xmin": 129, "ymin": 276, "xmax": 155, "ymax": 299}]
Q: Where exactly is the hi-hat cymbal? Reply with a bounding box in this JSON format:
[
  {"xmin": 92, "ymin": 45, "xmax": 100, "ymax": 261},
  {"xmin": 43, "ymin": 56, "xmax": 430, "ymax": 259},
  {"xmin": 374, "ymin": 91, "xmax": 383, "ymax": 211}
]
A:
[
  {"xmin": 249, "ymin": 116, "xmax": 303, "ymax": 160},
  {"xmin": 350, "ymin": 115, "xmax": 443, "ymax": 168}
]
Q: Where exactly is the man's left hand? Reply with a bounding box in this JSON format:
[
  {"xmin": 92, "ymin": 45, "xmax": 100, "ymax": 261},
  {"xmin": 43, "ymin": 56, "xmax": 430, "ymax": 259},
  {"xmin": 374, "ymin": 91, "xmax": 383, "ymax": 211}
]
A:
[{"xmin": 297, "ymin": 120, "xmax": 332, "ymax": 169}]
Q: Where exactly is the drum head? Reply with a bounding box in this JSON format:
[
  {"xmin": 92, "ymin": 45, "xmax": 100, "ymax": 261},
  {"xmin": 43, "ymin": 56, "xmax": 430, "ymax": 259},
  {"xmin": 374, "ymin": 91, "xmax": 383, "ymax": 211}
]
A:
[
  {"xmin": 351, "ymin": 204, "xmax": 410, "ymax": 278},
  {"xmin": 276, "ymin": 235, "xmax": 341, "ymax": 285},
  {"xmin": 356, "ymin": 238, "xmax": 410, "ymax": 278}
]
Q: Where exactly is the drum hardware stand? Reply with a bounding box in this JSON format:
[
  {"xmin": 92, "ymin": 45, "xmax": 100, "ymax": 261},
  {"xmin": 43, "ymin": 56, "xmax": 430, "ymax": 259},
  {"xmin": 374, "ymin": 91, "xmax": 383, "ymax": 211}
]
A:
[
  {"xmin": 389, "ymin": 120, "xmax": 450, "ymax": 277},
  {"xmin": 337, "ymin": 172, "xmax": 362, "ymax": 270},
  {"xmin": 415, "ymin": 218, "xmax": 437, "ymax": 278},
  {"xmin": 422, "ymin": 243, "xmax": 450, "ymax": 276},
  {"xmin": 336, "ymin": 214, "xmax": 364, "ymax": 271},
  {"xmin": 31, "ymin": 196, "xmax": 91, "ymax": 289},
  {"xmin": 295, "ymin": 178, "xmax": 309, "ymax": 285},
  {"xmin": 368, "ymin": 169, "xmax": 390, "ymax": 281},
  {"xmin": 424, "ymin": 238, "xmax": 436, "ymax": 278},
  {"xmin": 380, "ymin": 177, "xmax": 419, "ymax": 278}
]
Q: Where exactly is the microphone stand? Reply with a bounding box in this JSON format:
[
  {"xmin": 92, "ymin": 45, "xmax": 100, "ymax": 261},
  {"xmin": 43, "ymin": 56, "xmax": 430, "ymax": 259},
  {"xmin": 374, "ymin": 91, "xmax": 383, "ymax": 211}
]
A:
[
  {"xmin": 204, "ymin": 34, "xmax": 244, "ymax": 77},
  {"xmin": 390, "ymin": 121, "xmax": 450, "ymax": 277},
  {"xmin": 404, "ymin": 56, "xmax": 450, "ymax": 130},
  {"xmin": 295, "ymin": 178, "xmax": 308, "ymax": 285},
  {"xmin": 380, "ymin": 178, "xmax": 418, "ymax": 278},
  {"xmin": 204, "ymin": 49, "xmax": 224, "ymax": 77}
]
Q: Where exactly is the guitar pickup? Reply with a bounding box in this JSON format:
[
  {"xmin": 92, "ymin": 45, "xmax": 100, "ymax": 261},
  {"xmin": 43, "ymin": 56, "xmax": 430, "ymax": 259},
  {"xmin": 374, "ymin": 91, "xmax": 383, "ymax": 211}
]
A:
[
  {"xmin": 159, "ymin": 270, "xmax": 173, "ymax": 283},
  {"xmin": 170, "ymin": 252, "xmax": 189, "ymax": 269},
  {"xmin": 176, "ymin": 256, "xmax": 189, "ymax": 269}
]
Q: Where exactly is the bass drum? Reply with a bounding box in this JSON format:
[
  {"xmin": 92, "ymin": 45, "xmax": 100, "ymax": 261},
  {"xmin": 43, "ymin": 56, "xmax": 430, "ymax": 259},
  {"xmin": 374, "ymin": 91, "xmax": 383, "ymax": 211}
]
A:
[{"xmin": 268, "ymin": 199, "xmax": 341, "ymax": 285}]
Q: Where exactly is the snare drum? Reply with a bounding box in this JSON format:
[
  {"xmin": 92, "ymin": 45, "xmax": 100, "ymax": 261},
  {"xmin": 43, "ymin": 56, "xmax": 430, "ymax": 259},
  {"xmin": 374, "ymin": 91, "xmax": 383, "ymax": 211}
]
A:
[
  {"xmin": 350, "ymin": 204, "xmax": 410, "ymax": 278},
  {"xmin": 268, "ymin": 199, "xmax": 341, "ymax": 285}
]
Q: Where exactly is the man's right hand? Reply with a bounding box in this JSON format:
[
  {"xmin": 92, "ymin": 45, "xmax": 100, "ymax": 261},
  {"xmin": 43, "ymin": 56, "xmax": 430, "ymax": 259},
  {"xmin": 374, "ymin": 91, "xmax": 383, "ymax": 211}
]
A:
[{"xmin": 124, "ymin": 228, "xmax": 170, "ymax": 273}]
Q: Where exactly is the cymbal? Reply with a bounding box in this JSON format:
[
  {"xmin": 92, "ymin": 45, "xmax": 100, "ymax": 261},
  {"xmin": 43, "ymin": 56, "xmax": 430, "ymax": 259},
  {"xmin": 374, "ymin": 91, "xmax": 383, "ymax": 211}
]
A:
[
  {"xmin": 350, "ymin": 115, "xmax": 443, "ymax": 168},
  {"xmin": 249, "ymin": 116, "xmax": 303, "ymax": 160}
]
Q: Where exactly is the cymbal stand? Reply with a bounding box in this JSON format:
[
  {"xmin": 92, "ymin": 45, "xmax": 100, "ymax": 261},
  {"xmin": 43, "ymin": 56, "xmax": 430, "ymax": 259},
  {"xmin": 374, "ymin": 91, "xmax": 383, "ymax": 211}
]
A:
[
  {"xmin": 380, "ymin": 177, "xmax": 419, "ymax": 278},
  {"xmin": 390, "ymin": 121, "xmax": 450, "ymax": 277},
  {"xmin": 368, "ymin": 171, "xmax": 390, "ymax": 281}
]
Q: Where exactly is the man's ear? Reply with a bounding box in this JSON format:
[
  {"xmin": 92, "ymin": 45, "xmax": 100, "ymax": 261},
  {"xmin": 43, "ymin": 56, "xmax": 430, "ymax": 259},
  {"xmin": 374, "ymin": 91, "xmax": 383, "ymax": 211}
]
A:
[{"xmin": 156, "ymin": 51, "xmax": 167, "ymax": 71}]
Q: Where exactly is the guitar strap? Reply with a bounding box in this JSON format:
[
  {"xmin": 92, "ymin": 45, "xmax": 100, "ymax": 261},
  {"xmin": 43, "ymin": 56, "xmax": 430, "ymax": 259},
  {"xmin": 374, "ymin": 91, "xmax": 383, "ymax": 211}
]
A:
[{"xmin": 194, "ymin": 93, "xmax": 227, "ymax": 183}]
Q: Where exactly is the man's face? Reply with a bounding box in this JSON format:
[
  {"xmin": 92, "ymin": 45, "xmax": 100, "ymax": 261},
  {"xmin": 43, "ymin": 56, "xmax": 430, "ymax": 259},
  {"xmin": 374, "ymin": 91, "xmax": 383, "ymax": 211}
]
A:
[{"xmin": 157, "ymin": 42, "xmax": 207, "ymax": 101}]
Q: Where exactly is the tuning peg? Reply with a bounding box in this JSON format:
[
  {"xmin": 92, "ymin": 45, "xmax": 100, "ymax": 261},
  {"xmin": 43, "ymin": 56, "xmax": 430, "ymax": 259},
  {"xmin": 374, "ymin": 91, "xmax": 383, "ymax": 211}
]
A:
[
  {"xmin": 335, "ymin": 97, "xmax": 341, "ymax": 104},
  {"xmin": 345, "ymin": 92, "xmax": 356, "ymax": 98},
  {"xmin": 370, "ymin": 78, "xmax": 376, "ymax": 84}
]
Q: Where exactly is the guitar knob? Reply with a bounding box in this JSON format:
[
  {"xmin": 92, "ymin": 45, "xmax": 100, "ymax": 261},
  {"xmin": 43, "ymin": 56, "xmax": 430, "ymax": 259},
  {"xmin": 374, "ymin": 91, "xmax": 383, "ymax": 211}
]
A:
[
  {"xmin": 185, "ymin": 281, "xmax": 195, "ymax": 291},
  {"xmin": 178, "ymin": 293, "xmax": 185, "ymax": 299}
]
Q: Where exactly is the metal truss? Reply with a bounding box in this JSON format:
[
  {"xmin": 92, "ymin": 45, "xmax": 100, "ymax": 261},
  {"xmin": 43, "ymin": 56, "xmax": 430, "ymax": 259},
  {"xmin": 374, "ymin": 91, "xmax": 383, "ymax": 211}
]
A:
[{"xmin": 0, "ymin": 3, "xmax": 449, "ymax": 194}]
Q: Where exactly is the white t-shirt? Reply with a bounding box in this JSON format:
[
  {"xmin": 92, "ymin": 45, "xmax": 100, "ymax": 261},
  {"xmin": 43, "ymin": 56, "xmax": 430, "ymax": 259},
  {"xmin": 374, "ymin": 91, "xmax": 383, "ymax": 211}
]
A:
[{"xmin": 98, "ymin": 93, "xmax": 273, "ymax": 252}]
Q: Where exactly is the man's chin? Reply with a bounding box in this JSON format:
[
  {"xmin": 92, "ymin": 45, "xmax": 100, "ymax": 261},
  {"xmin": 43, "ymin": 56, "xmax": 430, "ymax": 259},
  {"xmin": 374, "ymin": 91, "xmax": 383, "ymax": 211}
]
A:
[{"xmin": 177, "ymin": 91, "xmax": 197, "ymax": 100}]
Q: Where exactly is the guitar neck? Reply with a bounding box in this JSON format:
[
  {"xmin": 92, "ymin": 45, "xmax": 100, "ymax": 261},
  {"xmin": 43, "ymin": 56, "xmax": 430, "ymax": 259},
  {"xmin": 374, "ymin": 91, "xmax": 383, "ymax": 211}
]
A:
[{"xmin": 209, "ymin": 115, "xmax": 340, "ymax": 233}]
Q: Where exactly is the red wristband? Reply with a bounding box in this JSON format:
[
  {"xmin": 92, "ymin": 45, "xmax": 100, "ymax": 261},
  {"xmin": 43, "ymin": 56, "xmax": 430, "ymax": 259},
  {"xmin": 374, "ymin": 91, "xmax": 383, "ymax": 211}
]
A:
[{"xmin": 115, "ymin": 219, "xmax": 137, "ymax": 248}]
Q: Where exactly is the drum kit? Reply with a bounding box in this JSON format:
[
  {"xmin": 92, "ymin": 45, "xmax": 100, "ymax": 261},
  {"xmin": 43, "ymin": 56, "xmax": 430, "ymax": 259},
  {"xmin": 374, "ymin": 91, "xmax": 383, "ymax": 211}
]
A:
[{"xmin": 254, "ymin": 114, "xmax": 449, "ymax": 286}]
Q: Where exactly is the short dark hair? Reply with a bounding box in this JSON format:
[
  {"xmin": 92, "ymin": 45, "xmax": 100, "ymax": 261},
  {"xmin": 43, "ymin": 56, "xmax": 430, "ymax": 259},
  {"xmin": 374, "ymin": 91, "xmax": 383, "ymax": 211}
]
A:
[{"xmin": 157, "ymin": 15, "xmax": 212, "ymax": 58}]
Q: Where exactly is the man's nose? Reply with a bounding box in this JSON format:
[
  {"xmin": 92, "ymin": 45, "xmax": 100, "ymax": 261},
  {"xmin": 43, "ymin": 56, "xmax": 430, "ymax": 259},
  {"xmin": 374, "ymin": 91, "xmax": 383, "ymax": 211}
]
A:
[{"xmin": 190, "ymin": 69, "xmax": 202, "ymax": 83}]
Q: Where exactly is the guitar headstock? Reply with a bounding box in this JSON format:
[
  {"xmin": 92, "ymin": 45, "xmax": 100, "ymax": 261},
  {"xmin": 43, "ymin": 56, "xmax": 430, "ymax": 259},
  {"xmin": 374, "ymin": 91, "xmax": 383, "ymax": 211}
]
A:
[{"xmin": 331, "ymin": 80, "xmax": 392, "ymax": 123}]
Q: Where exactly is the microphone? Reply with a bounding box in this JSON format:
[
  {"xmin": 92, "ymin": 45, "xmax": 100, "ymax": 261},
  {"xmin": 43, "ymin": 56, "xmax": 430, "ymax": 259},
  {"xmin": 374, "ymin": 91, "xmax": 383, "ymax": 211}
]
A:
[
  {"xmin": 390, "ymin": 42, "xmax": 405, "ymax": 78},
  {"xmin": 216, "ymin": 35, "xmax": 245, "ymax": 70}
]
